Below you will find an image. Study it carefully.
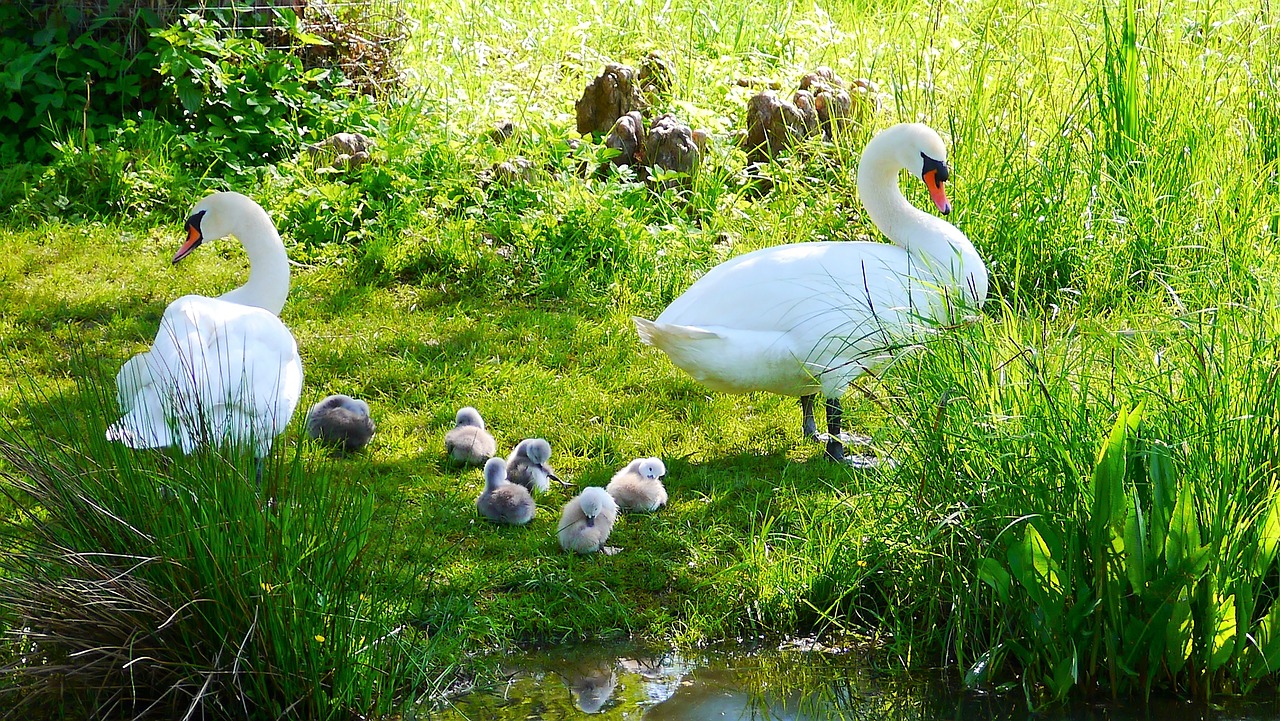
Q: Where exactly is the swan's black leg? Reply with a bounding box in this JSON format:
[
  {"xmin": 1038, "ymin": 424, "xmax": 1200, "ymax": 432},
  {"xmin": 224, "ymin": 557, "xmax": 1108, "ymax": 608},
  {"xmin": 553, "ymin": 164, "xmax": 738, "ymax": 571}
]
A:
[
  {"xmin": 801, "ymin": 394, "xmax": 819, "ymax": 441},
  {"xmin": 824, "ymin": 397, "xmax": 846, "ymax": 463}
]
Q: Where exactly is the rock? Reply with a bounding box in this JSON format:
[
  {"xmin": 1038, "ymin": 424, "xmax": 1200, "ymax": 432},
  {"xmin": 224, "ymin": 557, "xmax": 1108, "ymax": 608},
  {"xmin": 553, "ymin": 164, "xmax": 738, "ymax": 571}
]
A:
[
  {"xmin": 644, "ymin": 113, "xmax": 701, "ymax": 190},
  {"xmin": 799, "ymin": 66, "xmax": 846, "ymax": 93},
  {"xmin": 482, "ymin": 156, "xmax": 538, "ymax": 185},
  {"xmin": 848, "ymin": 77, "xmax": 884, "ymax": 124},
  {"xmin": 576, "ymin": 63, "xmax": 646, "ymax": 136},
  {"xmin": 799, "ymin": 69, "xmax": 882, "ymax": 139},
  {"xmin": 488, "ymin": 120, "xmax": 517, "ymax": 144}
]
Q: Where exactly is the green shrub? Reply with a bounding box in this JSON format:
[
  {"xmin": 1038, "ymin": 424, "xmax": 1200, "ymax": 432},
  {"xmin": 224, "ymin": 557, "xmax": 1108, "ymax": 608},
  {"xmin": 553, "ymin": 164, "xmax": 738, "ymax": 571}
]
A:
[
  {"xmin": 153, "ymin": 9, "xmax": 362, "ymax": 170},
  {"xmin": 0, "ymin": 1, "xmax": 163, "ymax": 164}
]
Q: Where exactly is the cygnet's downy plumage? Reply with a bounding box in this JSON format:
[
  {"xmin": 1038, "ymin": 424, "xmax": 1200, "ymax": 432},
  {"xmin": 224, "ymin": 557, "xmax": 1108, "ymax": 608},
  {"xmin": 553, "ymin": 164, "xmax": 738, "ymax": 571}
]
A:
[
  {"xmin": 506, "ymin": 438, "xmax": 562, "ymax": 493},
  {"xmin": 306, "ymin": 394, "xmax": 375, "ymax": 453},
  {"xmin": 476, "ymin": 457, "xmax": 535, "ymax": 525},
  {"xmin": 605, "ymin": 457, "xmax": 668, "ymax": 512},
  {"xmin": 444, "ymin": 406, "xmax": 497, "ymax": 465},
  {"xmin": 559, "ymin": 487, "xmax": 618, "ymax": 554}
]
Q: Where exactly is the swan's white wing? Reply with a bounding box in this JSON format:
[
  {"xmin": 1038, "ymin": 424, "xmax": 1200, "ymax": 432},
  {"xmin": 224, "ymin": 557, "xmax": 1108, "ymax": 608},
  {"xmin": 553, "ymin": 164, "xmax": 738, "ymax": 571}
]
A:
[
  {"xmin": 646, "ymin": 242, "xmax": 956, "ymax": 397},
  {"xmin": 109, "ymin": 295, "xmax": 303, "ymax": 455}
]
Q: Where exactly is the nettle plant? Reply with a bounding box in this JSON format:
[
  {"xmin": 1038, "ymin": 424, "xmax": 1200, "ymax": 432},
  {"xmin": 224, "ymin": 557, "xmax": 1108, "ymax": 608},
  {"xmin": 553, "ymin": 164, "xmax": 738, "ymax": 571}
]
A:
[{"xmin": 153, "ymin": 9, "xmax": 355, "ymax": 167}]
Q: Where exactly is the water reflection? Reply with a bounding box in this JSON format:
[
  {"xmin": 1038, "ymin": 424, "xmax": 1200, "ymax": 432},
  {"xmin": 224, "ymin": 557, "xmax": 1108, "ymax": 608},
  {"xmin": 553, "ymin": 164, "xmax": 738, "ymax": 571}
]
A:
[{"xmin": 425, "ymin": 643, "xmax": 1280, "ymax": 721}]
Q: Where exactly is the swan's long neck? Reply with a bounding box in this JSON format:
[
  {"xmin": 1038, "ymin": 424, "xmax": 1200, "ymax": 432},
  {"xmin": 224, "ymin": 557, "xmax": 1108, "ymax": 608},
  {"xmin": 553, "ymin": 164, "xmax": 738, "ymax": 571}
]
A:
[
  {"xmin": 218, "ymin": 205, "xmax": 290, "ymax": 316},
  {"xmin": 857, "ymin": 132, "xmax": 988, "ymax": 307}
]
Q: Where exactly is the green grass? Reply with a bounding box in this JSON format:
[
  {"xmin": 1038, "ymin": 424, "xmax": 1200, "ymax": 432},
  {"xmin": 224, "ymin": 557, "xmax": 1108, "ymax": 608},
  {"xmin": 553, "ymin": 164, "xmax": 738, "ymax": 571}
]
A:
[{"xmin": 3, "ymin": 0, "xmax": 1280, "ymax": 711}]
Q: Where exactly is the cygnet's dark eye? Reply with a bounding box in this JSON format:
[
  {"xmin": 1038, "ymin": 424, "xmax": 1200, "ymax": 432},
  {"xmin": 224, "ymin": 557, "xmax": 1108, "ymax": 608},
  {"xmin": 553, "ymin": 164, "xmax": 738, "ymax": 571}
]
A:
[{"xmin": 921, "ymin": 152, "xmax": 950, "ymax": 183}]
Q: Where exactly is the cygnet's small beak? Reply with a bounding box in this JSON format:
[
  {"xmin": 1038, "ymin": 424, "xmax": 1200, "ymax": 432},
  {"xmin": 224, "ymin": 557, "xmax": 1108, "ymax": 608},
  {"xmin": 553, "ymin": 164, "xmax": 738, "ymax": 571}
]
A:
[{"xmin": 584, "ymin": 515, "xmax": 596, "ymax": 528}]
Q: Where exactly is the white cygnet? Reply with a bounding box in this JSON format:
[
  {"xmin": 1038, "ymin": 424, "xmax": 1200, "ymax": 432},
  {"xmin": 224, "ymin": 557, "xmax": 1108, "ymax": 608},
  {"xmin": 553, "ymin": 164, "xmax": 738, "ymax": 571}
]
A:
[
  {"xmin": 476, "ymin": 457, "xmax": 535, "ymax": 525},
  {"xmin": 558, "ymin": 487, "xmax": 618, "ymax": 554},
  {"xmin": 306, "ymin": 394, "xmax": 375, "ymax": 453},
  {"xmin": 445, "ymin": 406, "xmax": 497, "ymax": 465},
  {"xmin": 507, "ymin": 438, "xmax": 562, "ymax": 493},
  {"xmin": 605, "ymin": 457, "xmax": 668, "ymax": 512}
]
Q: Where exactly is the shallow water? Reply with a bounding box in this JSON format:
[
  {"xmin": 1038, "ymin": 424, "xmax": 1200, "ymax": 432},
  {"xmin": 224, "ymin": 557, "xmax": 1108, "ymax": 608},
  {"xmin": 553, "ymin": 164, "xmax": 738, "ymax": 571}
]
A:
[{"xmin": 423, "ymin": 643, "xmax": 1280, "ymax": 721}]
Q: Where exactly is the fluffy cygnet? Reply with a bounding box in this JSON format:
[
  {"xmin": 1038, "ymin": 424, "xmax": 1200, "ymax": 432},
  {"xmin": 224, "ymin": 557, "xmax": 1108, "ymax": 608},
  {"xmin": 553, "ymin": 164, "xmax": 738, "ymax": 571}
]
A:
[
  {"xmin": 605, "ymin": 457, "xmax": 668, "ymax": 512},
  {"xmin": 306, "ymin": 394, "xmax": 375, "ymax": 453},
  {"xmin": 506, "ymin": 438, "xmax": 562, "ymax": 493},
  {"xmin": 476, "ymin": 457, "xmax": 535, "ymax": 525},
  {"xmin": 444, "ymin": 406, "xmax": 497, "ymax": 465},
  {"xmin": 558, "ymin": 487, "xmax": 618, "ymax": 554}
]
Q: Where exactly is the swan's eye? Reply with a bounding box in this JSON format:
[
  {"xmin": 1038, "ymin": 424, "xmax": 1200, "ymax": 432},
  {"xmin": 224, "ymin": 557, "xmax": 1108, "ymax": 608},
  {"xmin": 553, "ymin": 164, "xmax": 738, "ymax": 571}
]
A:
[
  {"xmin": 921, "ymin": 152, "xmax": 949, "ymax": 183},
  {"xmin": 173, "ymin": 210, "xmax": 209, "ymax": 264},
  {"xmin": 184, "ymin": 209, "xmax": 207, "ymax": 234}
]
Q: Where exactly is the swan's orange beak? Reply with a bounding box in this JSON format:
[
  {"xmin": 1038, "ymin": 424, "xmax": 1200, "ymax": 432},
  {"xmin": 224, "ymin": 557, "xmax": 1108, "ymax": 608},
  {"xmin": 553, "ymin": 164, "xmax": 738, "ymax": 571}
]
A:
[
  {"xmin": 172, "ymin": 224, "xmax": 203, "ymax": 264},
  {"xmin": 173, "ymin": 211, "xmax": 206, "ymax": 264},
  {"xmin": 924, "ymin": 170, "xmax": 951, "ymax": 215}
]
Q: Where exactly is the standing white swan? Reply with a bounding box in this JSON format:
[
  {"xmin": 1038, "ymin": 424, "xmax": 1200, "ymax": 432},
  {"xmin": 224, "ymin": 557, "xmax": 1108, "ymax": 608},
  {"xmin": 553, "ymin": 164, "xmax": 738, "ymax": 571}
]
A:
[
  {"xmin": 633, "ymin": 123, "xmax": 987, "ymax": 463},
  {"xmin": 107, "ymin": 192, "xmax": 304, "ymax": 462}
]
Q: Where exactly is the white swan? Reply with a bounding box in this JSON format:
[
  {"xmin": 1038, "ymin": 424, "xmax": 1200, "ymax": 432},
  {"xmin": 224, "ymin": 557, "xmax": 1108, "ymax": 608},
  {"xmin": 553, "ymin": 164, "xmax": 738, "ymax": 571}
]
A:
[
  {"xmin": 107, "ymin": 191, "xmax": 303, "ymax": 461},
  {"xmin": 633, "ymin": 123, "xmax": 987, "ymax": 463}
]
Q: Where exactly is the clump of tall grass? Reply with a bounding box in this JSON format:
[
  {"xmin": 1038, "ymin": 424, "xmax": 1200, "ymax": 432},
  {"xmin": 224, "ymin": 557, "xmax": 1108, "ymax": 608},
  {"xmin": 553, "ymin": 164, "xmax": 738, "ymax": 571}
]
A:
[
  {"xmin": 0, "ymin": 374, "xmax": 454, "ymax": 719},
  {"xmin": 765, "ymin": 302, "xmax": 1280, "ymax": 703}
]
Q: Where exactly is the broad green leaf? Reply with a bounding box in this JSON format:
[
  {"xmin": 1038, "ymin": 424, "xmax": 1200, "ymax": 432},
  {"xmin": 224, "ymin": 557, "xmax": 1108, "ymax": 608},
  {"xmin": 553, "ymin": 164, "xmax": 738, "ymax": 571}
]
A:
[
  {"xmin": 1165, "ymin": 476, "xmax": 1201, "ymax": 570},
  {"xmin": 1091, "ymin": 408, "xmax": 1131, "ymax": 546},
  {"xmin": 1166, "ymin": 589, "xmax": 1193, "ymax": 673},
  {"xmin": 292, "ymin": 30, "xmax": 332, "ymax": 47},
  {"xmin": 977, "ymin": 558, "xmax": 1011, "ymax": 602},
  {"xmin": 1254, "ymin": 488, "xmax": 1280, "ymax": 576},
  {"xmin": 1208, "ymin": 592, "xmax": 1238, "ymax": 671},
  {"xmin": 1123, "ymin": 491, "xmax": 1147, "ymax": 592},
  {"xmin": 964, "ymin": 646, "xmax": 998, "ymax": 688},
  {"xmin": 1147, "ymin": 441, "xmax": 1176, "ymax": 555},
  {"xmin": 1250, "ymin": 601, "xmax": 1280, "ymax": 678},
  {"xmin": 1008, "ymin": 524, "xmax": 1064, "ymax": 620},
  {"xmin": 1049, "ymin": 646, "xmax": 1078, "ymax": 697},
  {"xmin": 177, "ymin": 83, "xmax": 202, "ymax": 113}
]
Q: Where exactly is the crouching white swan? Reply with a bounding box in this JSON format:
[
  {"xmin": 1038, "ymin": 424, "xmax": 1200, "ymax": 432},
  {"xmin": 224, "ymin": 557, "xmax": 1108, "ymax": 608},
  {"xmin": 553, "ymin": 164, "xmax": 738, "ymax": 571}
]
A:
[
  {"xmin": 633, "ymin": 123, "xmax": 987, "ymax": 463},
  {"xmin": 107, "ymin": 191, "xmax": 304, "ymax": 462}
]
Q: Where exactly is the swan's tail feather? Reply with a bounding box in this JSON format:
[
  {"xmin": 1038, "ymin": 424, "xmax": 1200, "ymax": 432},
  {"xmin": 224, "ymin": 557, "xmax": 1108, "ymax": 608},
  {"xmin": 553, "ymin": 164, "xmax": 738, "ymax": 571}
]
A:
[
  {"xmin": 105, "ymin": 414, "xmax": 170, "ymax": 450},
  {"xmin": 632, "ymin": 317, "xmax": 721, "ymax": 347}
]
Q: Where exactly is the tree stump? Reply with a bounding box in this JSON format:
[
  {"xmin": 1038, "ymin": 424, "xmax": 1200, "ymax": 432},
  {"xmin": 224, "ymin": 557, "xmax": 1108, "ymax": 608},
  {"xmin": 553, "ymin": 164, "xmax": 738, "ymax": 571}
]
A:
[
  {"xmin": 741, "ymin": 90, "xmax": 819, "ymax": 166},
  {"xmin": 602, "ymin": 110, "xmax": 646, "ymax": 173},
  {"xmin": 576, "ymin": 63, "xmax": 646, "ymax": 136},
  {"xmin": 645, "ymin": 113, "xmax": 703, "ymax": 190}
]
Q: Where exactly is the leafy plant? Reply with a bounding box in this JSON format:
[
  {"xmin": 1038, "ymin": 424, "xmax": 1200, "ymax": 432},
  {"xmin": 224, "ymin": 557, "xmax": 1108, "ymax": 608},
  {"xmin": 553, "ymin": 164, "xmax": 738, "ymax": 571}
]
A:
[
  {"xmin": 0, "ymin": 1, "xmax": 161, "ymax": 164},
  {"xmin": 153, "ymin": 9, "xmax": 359, "ymax": 170},
  {"xmin": 977, "ymin": 404, "xmax": 1280, "ymax": 704}
]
